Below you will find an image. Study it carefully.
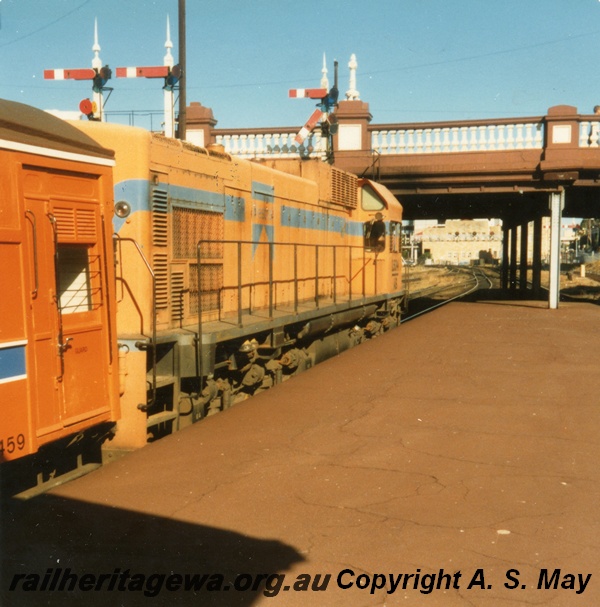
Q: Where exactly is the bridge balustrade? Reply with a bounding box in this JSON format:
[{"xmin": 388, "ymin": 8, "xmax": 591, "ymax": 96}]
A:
[
  {"xmin": 212, "ymin": 114, "xmax": 600, "ymax": 159},
  {"xmin": 579, "ymin": 121, "xmax": 600, "ymax": 148},
  {"xmin": 214, "ymin": 129, "xmax": 327, "ymax": 159},
  {"xmin": 371, "ymin": 119, "xmax": 544, "ymax": 155}
]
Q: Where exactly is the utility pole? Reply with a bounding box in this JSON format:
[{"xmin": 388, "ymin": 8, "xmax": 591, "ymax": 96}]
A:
[{"xmin": 178, "ymin": 0, "xmax": 187, "ymax": 140}]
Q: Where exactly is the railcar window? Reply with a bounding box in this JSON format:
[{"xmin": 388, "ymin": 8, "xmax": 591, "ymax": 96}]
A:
[
  {"xmin": 57, "ymin": 245, "xmax": 95, "ymax": 314},
  {"xmin": 361, "ymin": 185, "xmax": 385, "ymax": 211}
]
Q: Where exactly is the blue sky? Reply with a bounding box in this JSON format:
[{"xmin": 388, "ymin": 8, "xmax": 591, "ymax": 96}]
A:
[{"xmin": 2, "ymin": 0, "xmax": 600, "ymax": 130}]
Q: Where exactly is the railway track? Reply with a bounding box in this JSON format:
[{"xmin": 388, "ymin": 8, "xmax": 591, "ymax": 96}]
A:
[{"xmin": 402, "ymin": 266, "xmax": 495, "ymax": 322}]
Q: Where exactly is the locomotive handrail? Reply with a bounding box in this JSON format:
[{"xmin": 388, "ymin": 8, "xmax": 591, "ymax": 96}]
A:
[
  {"xmin": 196, "ymin": 238, "xmax": 375, "ymax": 391},
  {"xmin": 100, "ymin": 217, "xmax": 113, "ymax": 365},
  {"xmin": 196, "ymin": 239, "xmax": 370, "ymax": 319},
  {"xmin": 24, "ymin": 210, "xmax": 39, "ymax": 299},
  {"xmin": 113, "ymin": 234, "xmax": 157, "ymax": 410},
  {"xmin": 47, "ymin": 213, "xmax": 67, "ymax": 379}
]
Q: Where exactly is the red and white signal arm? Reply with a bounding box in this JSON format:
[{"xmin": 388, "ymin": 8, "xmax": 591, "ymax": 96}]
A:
[
  {"xmin": 289, "ymin": 88, "xmax": 327, "ymax": 99},
  {"xmin": 44, "ymin": 68, "xmax": 96, "ymax": 81},
  {"xmin": 295, "ymin": 108, "xmax": 324, "ymax": 144},
  {"xmin": 116, "ymin": 66, "xmax": 170, "ymax": 78}
]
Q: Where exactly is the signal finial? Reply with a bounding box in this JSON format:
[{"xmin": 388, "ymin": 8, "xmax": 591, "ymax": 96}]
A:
[
  {"xmin": 346, "ymin": 53, "xmax": 359, "ymax": 100},
  {"xmin": 92, "ymin": 18, "xmax": 102, "ymax": 71},
  {"xmin": 164, "ymin": 15, "xmax": 174, "ymax": 68},
  {"xmin": 321, "ymin": 53, "xmax": 329, "ymax": 90}
]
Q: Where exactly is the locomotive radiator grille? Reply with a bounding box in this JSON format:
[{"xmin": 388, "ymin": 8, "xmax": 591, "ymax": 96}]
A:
[
  {"xmin": 172, "ymin": 206, "xmax": 224, "ymax": 318},
  {"xmin": 151, "ymin": 188, "xmax": 169, "ymax": 312},
  {"xmin": 331, "ymin": 168, "xmax": 358, "ymax": 208},
  {"xmin": 172, "ymin": 206, "xmax": 224, "ymax": 260},
  {"xmin": 153, "ymin": 253, "xmax": 168, "ymax": 310},
  {"xmin": 170, "ymin": 270, "xmax": 185, "ymax": 322},
  {"xmin": 189, "ymin": 263, "xmax": 223, "ymax": 314}
]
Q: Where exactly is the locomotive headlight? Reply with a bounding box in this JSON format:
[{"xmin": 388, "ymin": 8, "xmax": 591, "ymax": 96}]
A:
[{"xmin": 114, "ymin": 200, "xmax": 131, "ymax": 219}]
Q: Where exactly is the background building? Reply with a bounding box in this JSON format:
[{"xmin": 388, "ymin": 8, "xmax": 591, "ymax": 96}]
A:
[{"xmin": 418, "ymin": 219, "xmax": 502, "ymax": 265}]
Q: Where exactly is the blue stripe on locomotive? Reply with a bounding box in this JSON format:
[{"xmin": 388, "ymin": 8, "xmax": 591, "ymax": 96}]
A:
[
  {"xmin": 112, "ymin": 179, "xmax": 237, "ymax": 231},
  {"xmin": 280, "ymin": 205, "xmax": 362, "ymax": 236},
  {"xmin": 252, "ymin": 181, "xmax": 274, "ymax": 203},
  {"xmin": 112, "ymin": 179, "xmax": 362, "ymax": 235},
  {"xmin": 0, "ymin": 344, "xmax": 26, "ymax": 383}
]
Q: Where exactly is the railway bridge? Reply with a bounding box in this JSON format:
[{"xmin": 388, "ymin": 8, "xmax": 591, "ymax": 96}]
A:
[{"xmin": 185, "ymin": 99, "xmax": 600, "ymax": 309}]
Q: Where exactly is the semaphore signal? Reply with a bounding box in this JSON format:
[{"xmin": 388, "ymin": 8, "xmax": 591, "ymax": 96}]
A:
[
  {"xmin": 289, "ymin": 54, "xmax": 339, "ymax": 163},
  {"xmin": 114, "ymin": 16, "xmax": 181, "ymax": 137},
  {"xmin": 44, "ymin": 16, "xmax": 180, "ymax": 135},
  {"xmin": 43, "ymin": 18, "xmax": 111, "ymax": 121}
]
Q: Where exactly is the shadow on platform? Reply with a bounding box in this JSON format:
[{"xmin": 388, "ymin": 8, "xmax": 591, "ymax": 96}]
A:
[{"xmin": 1, "ymin": 493, "xmax": 303, "ymax": 606}]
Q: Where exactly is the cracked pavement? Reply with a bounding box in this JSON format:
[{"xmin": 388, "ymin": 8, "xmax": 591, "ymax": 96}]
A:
[{"xmin": 2, "ymin": 300, "xmax": 599, "ymax": 606}]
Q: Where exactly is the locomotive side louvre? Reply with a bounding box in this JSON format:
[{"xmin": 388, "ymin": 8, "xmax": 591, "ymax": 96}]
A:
[
  {"xmin": 0, "ymin": 99, "xmax": 119, "ymax": 464},
  {"xmin": 71, "ymin": 121, "xmax": 404, "ymax": 454}
]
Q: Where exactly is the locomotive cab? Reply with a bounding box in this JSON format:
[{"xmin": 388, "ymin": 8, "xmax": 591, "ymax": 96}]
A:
[{"xmin": 357, "ymin": 179, "xmax": 404, "ymax": 299}]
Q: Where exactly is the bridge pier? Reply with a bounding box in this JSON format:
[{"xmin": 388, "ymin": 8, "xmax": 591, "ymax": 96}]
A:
[
  {"xmin": 532, "ymin": 215, "xmax": 543, "ymax": 298},
  {"xmin": 519, "ymin": 221, "xmax": 529, "ymax": 291},
  {"xmin": 504, "ymin": 222, "xmax": 520, "ymax": 293},
  {"xmin": 502, "ymin": 211, "xmax": 543, "ymax": 300},
  {"xmin": 548, "ymin": 190, "xmax": 564, "ymax": 309},
  {"xmin": 501, "ymin": 224, "xmax": 509, "ymax": 290}
]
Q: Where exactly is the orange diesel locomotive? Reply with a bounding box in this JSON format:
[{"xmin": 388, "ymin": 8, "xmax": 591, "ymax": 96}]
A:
[
  {"xmin": 73, "ymin": 120, "xmax": 404, "ymax": 453},
  {"xmin": 0, "ymin": 99, "xmax": 119, "ymax": 466},
  {"xmin": 1, "ymin": 101, "xmax": 404, "ymax": 472}
]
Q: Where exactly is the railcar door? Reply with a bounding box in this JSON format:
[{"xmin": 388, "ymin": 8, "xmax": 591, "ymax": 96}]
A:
[{"xmin": 24, "ymin": 170, "xmax": 113, "ymax": 441}]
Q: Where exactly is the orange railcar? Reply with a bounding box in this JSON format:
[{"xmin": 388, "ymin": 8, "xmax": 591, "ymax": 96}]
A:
[{"xmin": 0, "ymin": 100, "xmax": 119, "ymax": 465}]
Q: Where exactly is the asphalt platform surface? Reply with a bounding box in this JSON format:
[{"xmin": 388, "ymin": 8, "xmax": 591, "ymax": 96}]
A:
[{"xmin": 2, "ymin": 299, "xmax": 599, "ymax": 606}]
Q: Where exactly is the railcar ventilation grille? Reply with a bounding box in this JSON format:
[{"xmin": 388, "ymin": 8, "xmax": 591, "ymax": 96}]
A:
[
  {"xmin": 152, "ymin": 188, "xmax": 168, "ymax": 247},
  {"xmin": 331, "ymin": 168, "xmax": 358, "ymax": 208},
  {"xmin": 53, "ymin": 207, "xmax": 97, "ymax": 241}
]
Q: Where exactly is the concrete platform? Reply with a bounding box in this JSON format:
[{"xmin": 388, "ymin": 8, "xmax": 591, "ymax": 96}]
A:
[{"xmin": 2, "ymin": 300, "xmax": 599, "ymax": 606}]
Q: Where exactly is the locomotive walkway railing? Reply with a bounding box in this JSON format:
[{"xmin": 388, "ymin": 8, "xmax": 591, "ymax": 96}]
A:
[
  {"xmin": 195, "ymin": 239, "xmax": 384, "ymax": 390},
  {"xmin": 113, "ymin": 234, "xmax": 158, "ymax": 409},
  {"xmin": 196, "ymin": 239, "xmax": 375, "ymax": 330}
]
